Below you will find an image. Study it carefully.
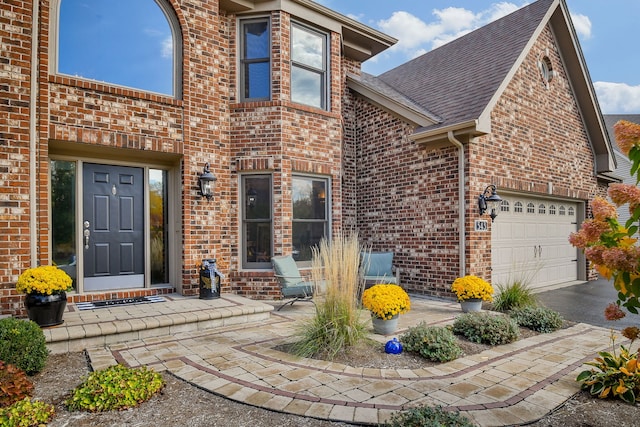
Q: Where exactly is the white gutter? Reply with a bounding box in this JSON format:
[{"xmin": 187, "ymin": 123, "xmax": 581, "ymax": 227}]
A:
[
  {"xmin": 447, "ymin": 131, "xmax": 466, "ymax": 277},
  {"xmin": 29, "ymin": 0, "xmax": 39, "ymax": 267}
]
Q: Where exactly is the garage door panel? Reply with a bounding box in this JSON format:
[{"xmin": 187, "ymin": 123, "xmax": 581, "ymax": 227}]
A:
[{"xmin": 492, "ymin": 196, "xmax": 578, "ymax": 290}]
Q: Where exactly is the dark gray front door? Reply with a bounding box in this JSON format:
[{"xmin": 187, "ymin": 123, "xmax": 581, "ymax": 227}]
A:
[{"xmin": 83, "ymin": 163, "xmax": 144, "ymax": 291}]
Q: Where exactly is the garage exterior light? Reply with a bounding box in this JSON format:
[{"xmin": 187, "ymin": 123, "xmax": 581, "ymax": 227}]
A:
[{"xmin": 478, "ymin": 184, "xmax": 502, "ymax": 222}]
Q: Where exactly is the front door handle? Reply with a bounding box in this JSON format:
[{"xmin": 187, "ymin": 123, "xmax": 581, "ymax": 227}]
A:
[{"xmin": 83, "ymin": 221, "xmax": 90, "ymax": 249}]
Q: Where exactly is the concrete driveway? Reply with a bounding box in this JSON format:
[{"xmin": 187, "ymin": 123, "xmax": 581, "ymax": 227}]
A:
[{"xmin": 536, "ymin": 278, "xmax": 638, "ymax": 329}]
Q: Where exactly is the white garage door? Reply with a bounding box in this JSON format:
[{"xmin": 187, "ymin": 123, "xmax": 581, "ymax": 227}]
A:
[{"xmin": 491, "ymin": 195, "xmax": 579, "ymax": 290}]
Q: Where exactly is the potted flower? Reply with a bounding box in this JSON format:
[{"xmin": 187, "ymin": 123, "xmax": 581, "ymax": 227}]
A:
[
  {"xmin": 16, "ymin": 265, "xmax": 72, "ymax": 327},
  {"xmin": 362, "ymin": 284, "xmax": 411, "ymax": 335},
  {"xmin": 451, "ymin": 275, "xmax": 493, "ymax": 312}
]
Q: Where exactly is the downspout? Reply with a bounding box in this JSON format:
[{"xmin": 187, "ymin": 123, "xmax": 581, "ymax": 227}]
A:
[
  {"xmin": 447, "ymin": 131, "xmax": 466, "ymax": 278},
  {"xmin": 29, "ymin": 0, "xmax": 40, "ymax": 267}
]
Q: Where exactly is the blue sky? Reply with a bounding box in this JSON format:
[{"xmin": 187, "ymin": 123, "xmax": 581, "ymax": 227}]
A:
[
  {"xmin": 59, "ymin": 0, "xmax": 639, "ymax": 113},
  {"xmin": 317, "ymin": 0, "xmax": 640, "ymax": 114}
]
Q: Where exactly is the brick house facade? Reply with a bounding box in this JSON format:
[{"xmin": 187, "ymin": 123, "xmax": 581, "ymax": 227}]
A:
[{"xmin": 0, "ymin": 0, "xmax": 613, "ymax": 317}]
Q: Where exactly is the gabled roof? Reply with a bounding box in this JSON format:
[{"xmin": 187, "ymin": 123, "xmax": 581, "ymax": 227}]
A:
[
  {"xmin": 378, "ymin": 0, "xmax": 554, "ymax": 135},
  {"xmin": 350, "ymin": 0, "xmax": 614, "ymax": 174}
]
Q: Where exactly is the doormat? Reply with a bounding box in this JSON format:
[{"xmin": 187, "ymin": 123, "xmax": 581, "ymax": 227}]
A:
[{"xmin": 75, "ymin": 296, "xmax": 167, "ymax": 311}]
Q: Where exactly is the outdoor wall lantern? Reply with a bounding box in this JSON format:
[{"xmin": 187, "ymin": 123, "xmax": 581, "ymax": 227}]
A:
[
  {"xmin": 478, "ymin": 184, "xmax": 502, "ymax": 222},
  {"xmin": 247, "ymin": 187, "xmax": 257, "ymax": 208},
  {"xmin": 198, "ymin": 162, "xmax": 217, "ymax": 200}
]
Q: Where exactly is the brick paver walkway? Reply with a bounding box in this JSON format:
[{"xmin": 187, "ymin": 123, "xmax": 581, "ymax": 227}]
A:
[{"xmin": 82, "ymin": 297, "xmax": 612, "ymax": 426}]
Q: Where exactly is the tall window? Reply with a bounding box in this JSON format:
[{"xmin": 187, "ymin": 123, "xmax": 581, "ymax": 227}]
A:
[
  {"xmin": 292, "ymin": 176, "xmax": 328, "ymax": 262},
  {"xmin": 51, "ymin": 160, "xmax": 77, "ymax": 290},
  {"xmin": 149, "ymin": 169, "xmax": 168, "ymax": 284},
  {"xmin": 242, "ymin": 175, "xmax": 272, "ymax": 268},
  {"xmin": 291, "ymin": 23, "xmax": 328, "ymax": 109},
  {"xmin": 240, "ymin": 18, "xmax": 270, "ymax": 101},
  {"xmin": 57, "ymin": 0, "xmax": 180, "ymax": 96}
]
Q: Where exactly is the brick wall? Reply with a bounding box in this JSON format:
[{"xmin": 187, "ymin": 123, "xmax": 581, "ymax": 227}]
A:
[
  {"xmin": 227, "ymin": 11, "xmax": 344, "ymax": 299},
  {"xmin": 348, "ymin": 24, "xmax": 607, "ymax": 298},
  {"xmin": 0, "ymin": 0, "xmax": 33, "ymax": 315}
]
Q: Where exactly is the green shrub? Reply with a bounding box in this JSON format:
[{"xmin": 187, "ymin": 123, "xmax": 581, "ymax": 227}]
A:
[
  {"xmin": 291, "ymin": 234, "xmax": 368, "ymax": 359},
  {"xmin": 384, "ymin": 405, "xmax": 476, "ymax": 427},
  {"xmin": 452, "ymin": 312, "xmax": 520, "ymax": 345},
  {"xmin": 0, "ymin": 318, "xmax": 48, "ymax": 375},
  {"xmin": 0, "ymin": 361, "xmax": 34, "ymax": 408},
  {"xmin": 0, "ymin": 398, "xmax": 55, "ymax": 427},
  {"xmin": 400, "ymin": 322, "xmax": 462, "ymax": 362},
  {"xmin": 491, "ymin": 281, "xmax": 537, "ymax": 312},
  {"xmin": 65, "ymin": 364, "xmax": 165, "ymax": 412},
  {"xmin": 510, "ymin": 306, "xmax": 563, "ymax": 333}
]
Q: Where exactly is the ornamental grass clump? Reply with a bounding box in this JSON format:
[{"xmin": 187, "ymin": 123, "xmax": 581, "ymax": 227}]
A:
[
  {"xmin": 451, "ymin": 275, "xmax": 494, "ymax": 302},
  {"xmin": 291, "ymin": 233, "xmax": 369, "ymax": 360},
  {"xmin": 15, "ymin": 265, "xmax": 72, "ymax": 295},
  {"xmin": 361, "ymin": 284, "xmax": 411, "ymax": 320}
]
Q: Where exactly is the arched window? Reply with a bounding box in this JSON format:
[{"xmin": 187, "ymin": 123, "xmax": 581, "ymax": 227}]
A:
[
  {"xmin": 568, "ymin": 207, "xmax": 575, "ymax": 216},
  {"xmin": 514, "ymin": 201, "xmax": 523, "ymax": 213},
  {"xmin": 527, "ymin": 202, "xmax": 535, "ymax": 214},
  {"xmin": 500, "ymin": 200, "xmax": 510, "ymax": 212},
  {"xmin": 538, "ymin": 204, "xmax": 546, "ymax": 214},
  {"xmin": 549, "ymin": 205, "xmax": 557, "ymax": 215},
  {"xmin": 559, "ymin": 205, "xmax": 566, "ymax": 216},
  {"xmin": 57, "ymin": 0, "xmax": 181, "ymax": 97}
]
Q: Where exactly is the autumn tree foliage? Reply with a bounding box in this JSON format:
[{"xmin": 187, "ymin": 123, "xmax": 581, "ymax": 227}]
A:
[{"xmin": 570, "ymin": 120, "xmax": 640, "ymax": 313}]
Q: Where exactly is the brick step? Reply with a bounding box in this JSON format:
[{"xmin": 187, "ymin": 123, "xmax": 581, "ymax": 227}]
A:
[{"xmin": 42, "ymin": 294, "xmax": 274, "ymax": 354}]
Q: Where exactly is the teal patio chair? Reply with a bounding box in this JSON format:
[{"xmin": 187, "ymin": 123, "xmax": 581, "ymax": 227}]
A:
[
  {"xmin": 271, "ymin": 255, "xmax": 316, "ymax": 311},
  {"xmin": 361, "ymin": 251, "xmax": 400, "ymax": 288}
]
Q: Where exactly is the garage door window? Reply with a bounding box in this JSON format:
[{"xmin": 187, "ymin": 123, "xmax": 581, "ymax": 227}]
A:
[
  {"xmin": 514, "ymin": 202, "xmax": 523, "ymax": 213},
  {"xmin": 559, "ymin": 206, "xmax": 566, "ymax": 216},
  {"xmin": 527, "ymin": 203, "xmax": 535, "ymax": 214},
  {"xmin": 501, "ymin": 200, "xmax": 510, "ymax": 212},
  {"xmin": 568, "ymin": 207, "xmax": 575, "ymax": 216},
  {"xmin": 538, "ymin": 204, "xmax": 546, "ymax": 214},
  {"xmin": 549, "ymin": 205, "xmax": 556, "ymax": 215}
]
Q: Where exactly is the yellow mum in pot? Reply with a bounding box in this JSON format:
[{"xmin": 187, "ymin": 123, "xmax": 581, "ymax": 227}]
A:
[
  {"xmin": 451, "ymin": 275, "xmax": 493, "ymax": 302},
  {"xmin": 362, "ymin": 284, "xmax": 411, "ymax": 320},
  {"xmin": 16, "ymin": 265, "xmax": 72, "ymax": 295}
]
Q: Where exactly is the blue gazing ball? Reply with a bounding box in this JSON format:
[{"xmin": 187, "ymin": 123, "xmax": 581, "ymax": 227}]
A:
[{"xmin": 384, "ymin": 337, "xmax": 403, "ymax": 354}]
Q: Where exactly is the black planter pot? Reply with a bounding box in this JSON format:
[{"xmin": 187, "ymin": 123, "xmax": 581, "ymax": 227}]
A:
[{"xmin": 24, "ymin": 291, "xmax": 67, "ymax": 327}]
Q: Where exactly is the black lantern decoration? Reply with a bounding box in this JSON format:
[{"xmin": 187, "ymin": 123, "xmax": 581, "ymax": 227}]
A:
[
  {"xmin": 247, "ymin": 187, "xmax": 257, "ymax": 208},
  {"xmin": 198, "ymin": 163, "xmax": 217, "ymax": 200},
  {"xmin": 478, "ymin": 184, "xmax": 502, "ymax": 222}
]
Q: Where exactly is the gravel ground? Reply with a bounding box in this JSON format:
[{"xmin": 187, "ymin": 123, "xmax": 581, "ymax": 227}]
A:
[{"xmin": 26, "ymin": 329, "xmax": 640, "ymax": 427}]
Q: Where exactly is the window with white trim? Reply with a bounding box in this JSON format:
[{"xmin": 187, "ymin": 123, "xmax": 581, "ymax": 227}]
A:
[
  {"xmin": 292, "ymin": 176, "xmax": 329, "ymax": 263},
  {"xmin": 538, "ymin": 204, "xmax": 546, "ymax": 214},
  {"xmin": 291, "ymin": 23, "xmax": 328, "ymax": 110},
  {"xmin": 527, "ymin": 202, "xmax": 535, "ymax": 214},
  {"xmin": 239, "ymin": 17, "xmax": 270, "ymax": 101},
  {"xmin": 500, "ymin": 200, "xmax": 510, "ymax": 212}
]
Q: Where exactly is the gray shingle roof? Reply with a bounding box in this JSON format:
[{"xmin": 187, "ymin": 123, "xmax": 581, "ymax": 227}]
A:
[{"xmin": 376, "ymin": 0, "xmax": 554, "ymax": 132}]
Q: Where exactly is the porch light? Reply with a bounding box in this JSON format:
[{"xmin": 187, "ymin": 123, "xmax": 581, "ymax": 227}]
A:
[
  {"xmin": 247, "ymin": 187, "xmax": 257, "ymax": 208},
  {"xmin": 198, "ymin": 163, "xmax": 217, "ymax": 200},
  {"xmin": 478, "ymin": 184, "xmax": 502, "ymax": 222}
]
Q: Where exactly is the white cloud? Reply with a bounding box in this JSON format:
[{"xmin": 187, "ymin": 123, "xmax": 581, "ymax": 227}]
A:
[
  {"xmin": 594, "ymin": 82, "xmax": 640, "ymax": 114},
  {"xmin": 161, "ymin": 36, "xmax": 173, "ymax": 59},
  {"xmin": 570, "ymin": 12, "xmax": 592, "ymax": 39},
  {"xmin": 376, "ymin": 2, "xmax": 527, "ymax": 56}
]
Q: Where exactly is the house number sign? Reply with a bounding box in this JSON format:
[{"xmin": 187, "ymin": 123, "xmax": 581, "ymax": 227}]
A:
[{"xmin": 474, "ymin": 220, "xmax": 488, "ymax": 232}]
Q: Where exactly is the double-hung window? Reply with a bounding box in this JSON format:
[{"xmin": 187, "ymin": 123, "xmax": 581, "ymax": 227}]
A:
[
  {"xmin": 239, "ymin": 18, "xmax": 271, "ymax": 101},
  {"xmin": 242, "ymin": 175, "xmax": 272, "ymax": 268},
  {"xmin": 291, "ymin": 23, "xmax": 328, "ymax": 110},
  {"xmin": 292, "ymin": 176, "xmax": 329, "ymax": 262}
]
